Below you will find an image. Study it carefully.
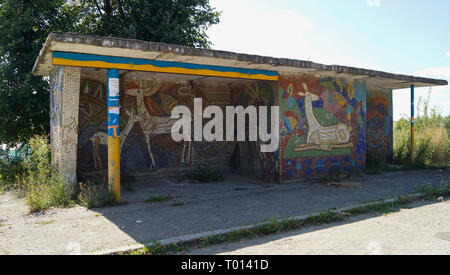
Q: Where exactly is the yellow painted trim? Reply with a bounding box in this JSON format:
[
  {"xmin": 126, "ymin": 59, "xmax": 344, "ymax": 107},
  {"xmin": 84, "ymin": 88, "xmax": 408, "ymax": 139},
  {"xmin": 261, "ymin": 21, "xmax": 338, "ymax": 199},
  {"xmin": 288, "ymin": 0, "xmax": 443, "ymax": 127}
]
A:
[
  {"xmin": 108, "ymin": 136, "xmax": 121, "ymax": 203},
  {"xmin": 53, "ymin": 58, "xmax": 279, "ymax": 81}
]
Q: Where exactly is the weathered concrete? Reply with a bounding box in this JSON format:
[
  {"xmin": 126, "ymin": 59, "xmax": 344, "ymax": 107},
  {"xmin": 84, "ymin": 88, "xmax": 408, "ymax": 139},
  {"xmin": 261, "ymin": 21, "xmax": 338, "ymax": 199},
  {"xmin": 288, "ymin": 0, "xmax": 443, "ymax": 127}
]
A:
[
  {"xmin": 61, "ymin": 66, "xmax": 81, "ymax": 187},
  {"xmin": 0, "ymin": 169, "xmax": 448, "ymax": 255},
  {"xmin": 187, "ymin": 201, "xmax": 450, "ymax": 255},
  {"xmin": 32, "ymin": 33, "xmax": 448, "ymax": 89}
]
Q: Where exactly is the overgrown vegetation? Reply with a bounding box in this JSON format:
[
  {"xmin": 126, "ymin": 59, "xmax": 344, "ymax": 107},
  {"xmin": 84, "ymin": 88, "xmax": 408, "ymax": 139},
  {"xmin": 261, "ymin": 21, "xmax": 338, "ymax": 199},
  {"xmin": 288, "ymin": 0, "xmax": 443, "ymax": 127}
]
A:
[
  {"xmin": 0, "ymin": 137, "xmax": 121, "ymax": 211},
  {"xmin": 415, "ymin": 180, "xmax": 450, "ymax": 200},
  {"xmin": 186, "ymin": 164, "xmax": 225, "ymax": 183},
  {"xmin": 366, "ymin": 94, "xmax": 450, "ymax": 174},
  {"xmin": 393, "ymin": 94, "xmax": 450, "ymax": 169},
  {"xmin": 123, "ymin": 242, "xmax": 188, "ymax": 256},
  {"xmin": 0, "ymin": 136, "xmax": 120, "ymax": 212},
  {"xmin": 0, "ymin": 136, "xmax": 73, "ymax": 213},
  {"xmin": 77, "ymin": 181, "xmax": 115, "ymax": 209}
]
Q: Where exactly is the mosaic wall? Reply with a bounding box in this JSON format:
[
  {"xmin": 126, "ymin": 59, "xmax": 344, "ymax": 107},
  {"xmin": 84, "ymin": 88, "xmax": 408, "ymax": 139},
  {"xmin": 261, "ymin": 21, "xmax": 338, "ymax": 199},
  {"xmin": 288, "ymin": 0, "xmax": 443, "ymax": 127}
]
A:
[
  {"xmin": 78, "ymin": 77, "xmax": 198, "ymax": 174},
  {"xmin": 50, "ymin": 67, "xmax": 64, "ymax": 169},
  {"xmin": 229, "ymin": 81, "xmax": 279, "ymax": 181},
  {"xmin": 77, "ymin": 76, "xmax": 278, "ymax": 181},
  {"xmin": 279, "ymin": 74, "xmax": 367, "ymax": 181},
  {"xmin": 366, "ymin": 89, "xmax": 393, "ymax": 162}
]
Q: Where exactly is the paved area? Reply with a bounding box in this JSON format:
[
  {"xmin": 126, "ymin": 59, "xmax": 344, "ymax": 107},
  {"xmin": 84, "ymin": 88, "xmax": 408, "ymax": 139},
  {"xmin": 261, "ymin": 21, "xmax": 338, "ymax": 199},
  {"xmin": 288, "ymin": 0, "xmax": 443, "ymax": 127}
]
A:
[
  {"xmin": 187, "ymin": 201, "xmax": 450, "ymax": 255},
  {"xmin": 0, "ymin": 169, "xmax": 448, "ymax": 255}
]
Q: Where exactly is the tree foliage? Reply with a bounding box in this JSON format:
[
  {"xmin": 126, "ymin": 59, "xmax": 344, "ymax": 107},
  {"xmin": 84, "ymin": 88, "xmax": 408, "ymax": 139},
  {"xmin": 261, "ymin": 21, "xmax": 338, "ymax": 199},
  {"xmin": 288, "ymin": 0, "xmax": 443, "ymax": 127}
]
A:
[
  {"xmin": 0, "ymin": 0, "xmax": 220, "ymax": 145},
  {"xmin": 0, "ymin": 0, "xmax": 84, "ymax": 145},
  {"xmin": 77, "ymin": 0, "xmax": 220, "ymax": 48}
]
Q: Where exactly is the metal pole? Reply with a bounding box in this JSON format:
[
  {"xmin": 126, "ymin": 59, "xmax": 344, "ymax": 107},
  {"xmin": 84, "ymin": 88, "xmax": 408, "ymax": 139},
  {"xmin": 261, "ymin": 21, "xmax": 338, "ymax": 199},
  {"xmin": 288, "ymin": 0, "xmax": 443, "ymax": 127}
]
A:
[
  {"xmin": 410, "ymin": 85, "xmax": 415, "ymax": 166},
  {"xmin": 107, "ymin": 69, "xmax": 121, "ymax": 203}
]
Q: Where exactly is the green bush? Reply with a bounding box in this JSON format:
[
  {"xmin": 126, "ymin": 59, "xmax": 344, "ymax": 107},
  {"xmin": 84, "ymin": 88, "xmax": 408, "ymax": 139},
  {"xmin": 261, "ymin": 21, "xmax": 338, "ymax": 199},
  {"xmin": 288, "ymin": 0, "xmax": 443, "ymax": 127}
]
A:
[
  {"xmin": 187, "ymin": 164, "xmax": 225, "ymax": 183},
  {"xmin": 393, "ymin": 96, "xmax": 450, "ymax": 168},
  {"xmin": 17, "ymin": 136, "xmax": 73, "ymax": 213}
]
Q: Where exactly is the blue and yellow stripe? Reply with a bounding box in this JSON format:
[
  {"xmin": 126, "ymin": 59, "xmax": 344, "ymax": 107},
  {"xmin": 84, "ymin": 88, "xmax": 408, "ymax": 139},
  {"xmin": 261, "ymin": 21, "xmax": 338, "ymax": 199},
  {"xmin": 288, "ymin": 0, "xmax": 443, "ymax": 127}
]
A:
[{"xmin": 52, "ymin": 51, "xmax": 279, "ymax": 81}]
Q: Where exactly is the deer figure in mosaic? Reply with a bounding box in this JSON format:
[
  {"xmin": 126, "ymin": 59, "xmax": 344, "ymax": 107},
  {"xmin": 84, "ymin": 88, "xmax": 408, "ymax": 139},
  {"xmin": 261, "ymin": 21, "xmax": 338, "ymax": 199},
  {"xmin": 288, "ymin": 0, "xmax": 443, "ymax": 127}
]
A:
[
  {"xmin": 297, "ymin": 83, "xmax": 352, "ymax": 151},
  {"xmin": 121, "ymin": 81, "xmax": 191, "ymax": 171}
]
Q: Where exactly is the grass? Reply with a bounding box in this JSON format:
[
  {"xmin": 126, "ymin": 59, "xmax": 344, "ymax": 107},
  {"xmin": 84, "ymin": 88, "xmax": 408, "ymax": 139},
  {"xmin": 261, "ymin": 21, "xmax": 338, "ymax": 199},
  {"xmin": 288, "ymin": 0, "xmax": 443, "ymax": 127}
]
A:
[
  {"xmin": 145, "ymin": 195, "xmax": 173, "ymax": 203},
  {"xmin": 34, "ymin": 220, "xmax": 54, "ymax": 226},
  {"xmin": 121, "ymin": 242, "xmax": 188, "ymax": 255},
  {"xmin": 172, "ymin": 202, "xmax": 184, "ymax": 207},
  {"xmin": 1, "ymin": 136, "xmax": 74, "ymax": 213},
  {"xmin": 393, "ymin": 97, "xmax": 449, "ymax": 169},
  {"xmin": 78, "ymin": 183, "xmax": 116, "ymax": 209},
  {"xmin": 415, "ymin": 180, "xmax": 450, "ymax": 200},
  {"xmin": 126, "ymin": 211, "xmax": 349, "ymax": 255},
  {"xmin": 186, "ymin": 164, "xmax": 225, "ymax": 183},
  {"xmin": 124, "ymin": 186, "xmax": 449, "ymax": 255}
]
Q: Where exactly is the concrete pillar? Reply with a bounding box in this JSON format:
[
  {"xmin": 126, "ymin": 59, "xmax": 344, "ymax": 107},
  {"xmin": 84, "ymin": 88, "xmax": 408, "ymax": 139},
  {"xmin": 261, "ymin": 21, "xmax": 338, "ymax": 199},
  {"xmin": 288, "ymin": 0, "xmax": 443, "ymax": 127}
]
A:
[
  {"xmin": 411, "ymin": 85, "xmax": 415, "ymax": 165},
  {"xmin": 107, "ymin": 69, "xmax": 121, "ymax": 203},
  {"xmin": 60, "ymin": 66, "xmax": 81, "ymax": 189}
]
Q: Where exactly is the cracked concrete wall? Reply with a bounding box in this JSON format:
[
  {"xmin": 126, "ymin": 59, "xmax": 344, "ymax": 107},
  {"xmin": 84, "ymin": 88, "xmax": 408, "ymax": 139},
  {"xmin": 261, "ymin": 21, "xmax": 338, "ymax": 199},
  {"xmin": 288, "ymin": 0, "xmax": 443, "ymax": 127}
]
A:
[
  {"xmin": 50, "ymin": 67, "xmax": 64, "ymax": 170},
  {"xmin": 366, "ymin": 89, "xmax": 393, "ymax": 163},
  {"xmin": 55, "ymin": 66, "xmax": 81, "ymax": 188}
]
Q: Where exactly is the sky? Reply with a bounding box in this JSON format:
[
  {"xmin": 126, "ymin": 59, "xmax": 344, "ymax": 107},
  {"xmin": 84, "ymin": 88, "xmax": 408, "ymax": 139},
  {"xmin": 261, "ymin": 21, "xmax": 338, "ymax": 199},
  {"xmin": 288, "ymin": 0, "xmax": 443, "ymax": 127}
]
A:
[{"xmin": 206, "ymin": 0, "xmax": 450, "ymax": 120}]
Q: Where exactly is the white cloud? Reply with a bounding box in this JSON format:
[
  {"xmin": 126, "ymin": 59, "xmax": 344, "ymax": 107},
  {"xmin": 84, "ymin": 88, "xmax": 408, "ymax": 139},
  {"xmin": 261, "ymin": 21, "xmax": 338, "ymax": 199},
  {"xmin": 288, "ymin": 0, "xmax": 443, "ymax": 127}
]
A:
[
  {"xmin": 393, "ymin": 85, "xmax": 450, "ymax": 120},
  {"xmin": 415, "ymin": 66, "xmax": 450, "ymax": 78},
  {"xmin": 206, "ymin": 0, "xmax": 448, "ymax": 120},
  {"xmin": 207, "ymin": 0, "xmax": 315, "ymax": 58},
  {"xmin": 446, "ymin": 51, "xmax": 450, "ymax": 57},
  {"xmin": 207, "ymin": 0, "xmax": 373, "ymax": 68},
  {"xmin": 393, "ymin": 67, "xmax": 450, "ymax": 120},
  {"xmin": 366, "ymin": 0, "xmax": 381, "ymax": 7}
]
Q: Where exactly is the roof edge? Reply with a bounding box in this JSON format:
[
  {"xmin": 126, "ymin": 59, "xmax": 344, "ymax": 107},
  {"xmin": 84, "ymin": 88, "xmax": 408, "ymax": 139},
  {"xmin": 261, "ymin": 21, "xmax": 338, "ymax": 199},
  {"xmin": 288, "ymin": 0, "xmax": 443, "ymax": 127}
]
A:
[{"xmin": 32, "ymin": 32, "xmax": 448, "ymax": 88}]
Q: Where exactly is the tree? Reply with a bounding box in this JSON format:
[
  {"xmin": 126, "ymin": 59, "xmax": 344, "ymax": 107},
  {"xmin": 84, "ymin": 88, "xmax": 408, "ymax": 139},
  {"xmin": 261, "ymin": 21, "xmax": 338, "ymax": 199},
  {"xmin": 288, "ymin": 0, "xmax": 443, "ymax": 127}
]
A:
[
  {"xmin": 0, "ymin": 0, "xmax": 84, "ymax": 145},
  {"xmin": 77, "ymin": 0, "xmax": 220, "ymax": 48},
  {"xmin": 0, "ymin": 0, "xmax": 220, "ymax": 146}
]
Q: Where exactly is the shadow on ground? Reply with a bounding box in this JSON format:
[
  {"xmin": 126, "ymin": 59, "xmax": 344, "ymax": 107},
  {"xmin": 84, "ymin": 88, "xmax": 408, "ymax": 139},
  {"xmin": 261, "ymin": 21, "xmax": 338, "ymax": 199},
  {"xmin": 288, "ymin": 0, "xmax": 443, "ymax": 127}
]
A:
[
  {"xmin": 0, "ymin": 169, "xmax": 448, "ymax": 254},
  {"xmin": 91, "ymin": 169, "xmax": 449, "ymax": 252}
]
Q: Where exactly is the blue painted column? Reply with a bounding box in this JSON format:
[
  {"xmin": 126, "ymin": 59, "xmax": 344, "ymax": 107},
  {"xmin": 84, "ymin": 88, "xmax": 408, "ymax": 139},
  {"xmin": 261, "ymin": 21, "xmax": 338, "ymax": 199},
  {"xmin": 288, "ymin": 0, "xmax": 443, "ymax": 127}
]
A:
[
  {"xmin": 107, "ymin": 69, "xmax": 121, "ymax": 203},
  {"xmin": 411, "ymin": 85, "xmax": 415, "ymax": 165}
]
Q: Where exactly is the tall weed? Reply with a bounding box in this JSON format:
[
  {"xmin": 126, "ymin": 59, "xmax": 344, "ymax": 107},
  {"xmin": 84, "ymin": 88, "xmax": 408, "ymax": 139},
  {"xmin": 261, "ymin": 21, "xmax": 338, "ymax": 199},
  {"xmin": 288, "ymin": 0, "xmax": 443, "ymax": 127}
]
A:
[{"xmin": 393, "ymin": 94, "xmax": 450, "ymax": 168}]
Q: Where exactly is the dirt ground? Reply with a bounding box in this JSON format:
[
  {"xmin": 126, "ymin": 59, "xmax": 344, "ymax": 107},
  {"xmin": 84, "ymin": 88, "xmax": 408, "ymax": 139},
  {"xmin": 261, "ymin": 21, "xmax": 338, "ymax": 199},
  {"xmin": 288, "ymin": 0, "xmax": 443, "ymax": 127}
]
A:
[{"xmin": 0, "ymin": 169, "xmax": 448, "ymax": 255}]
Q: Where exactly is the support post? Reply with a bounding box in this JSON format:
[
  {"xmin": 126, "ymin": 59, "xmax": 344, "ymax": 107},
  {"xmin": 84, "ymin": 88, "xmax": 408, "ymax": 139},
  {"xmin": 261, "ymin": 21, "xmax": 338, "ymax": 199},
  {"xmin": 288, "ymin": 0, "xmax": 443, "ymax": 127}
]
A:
[
  {"xmin": 107, "ymin": 69, "xmax": 121, "ymax": 203},
  {"xmin": 410, "ymin": 85, "xmax": 415, "ymax": 166}
]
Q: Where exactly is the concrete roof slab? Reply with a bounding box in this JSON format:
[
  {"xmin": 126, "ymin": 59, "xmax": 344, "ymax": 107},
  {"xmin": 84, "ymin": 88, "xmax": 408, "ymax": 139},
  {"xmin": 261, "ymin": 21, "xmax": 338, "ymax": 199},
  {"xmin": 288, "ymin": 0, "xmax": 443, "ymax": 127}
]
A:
[{"xmin": 33, "ymin": 32, "xmax": 448, "ymax": 90}]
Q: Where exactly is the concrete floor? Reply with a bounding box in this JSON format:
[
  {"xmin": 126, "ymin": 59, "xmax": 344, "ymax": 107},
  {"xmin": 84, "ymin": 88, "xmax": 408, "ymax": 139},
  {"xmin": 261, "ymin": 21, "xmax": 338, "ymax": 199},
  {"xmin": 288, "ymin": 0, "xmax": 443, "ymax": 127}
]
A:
[
  {"xmin": 0, "ymin": 169, "xmax": 448, "ymax": 255},
  {"xmin": 187, "ymin": 201, "xmax": 450, "ymax": 255}
]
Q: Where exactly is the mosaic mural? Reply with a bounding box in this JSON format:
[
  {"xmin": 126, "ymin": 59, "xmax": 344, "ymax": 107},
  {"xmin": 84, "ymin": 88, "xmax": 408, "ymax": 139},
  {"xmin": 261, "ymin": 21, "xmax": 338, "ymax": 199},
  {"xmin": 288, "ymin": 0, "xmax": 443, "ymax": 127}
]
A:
[
  {"xmin": 366, "ymin": 89, "xmax": 393, "ymax": 162},
  {"xmin": 77, "ymin": 77, "xmax": 279, "ymax": 181},
  {"xmin": 50, "ymin": 67, "xmax": 64, "ymax": 169},
  {"xmin": 78, "ymin": 78, "xmax": 198, "ymax": 174},
  {"xmin": 279, "ymin": 74, "xmax": 366, "ymax": 180},
  {"xmin": 229, "ymin": 81, "xmax": 279, "ymax": 181}
]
